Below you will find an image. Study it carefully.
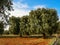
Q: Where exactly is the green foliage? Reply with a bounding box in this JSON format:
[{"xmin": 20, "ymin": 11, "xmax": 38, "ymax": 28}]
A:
[
  {"xmin": 20, "ymin": 16, "xmax": 30, "ymax": 36},
  {"xmin": 9, "ymin": 16, "xmax": 20, "ymax": 34},
  {"xmin": 57, "ymin": 21, "xmax": 60, "ymax": 34},
  {"xmin": 57, "ymin": 39, "xmax": 60, "ymax": 45},
  {"xmin": 29, "ymin": 8, "xmax": 58, "ymax": 37},
  {"xmin": 0, "ymin": 21, "xmax": 4, "ymax": 35},
  {"xmin": 0, "ymin": 0, "xmax": 13, "ymax": 25},
  {"xmin": 9, "ymin": 8, "xmax": 59, "ymax": 38},
  {"xmin": 0, "ymin": 0, "xmax": 13, "ymax": 11},
  {"xmin": 29, "ymin": 9, "xmax": 42, "ymax": 34},
  {"xmin": 3, "ymin": 30, "xmax": 9, "ymax": 34}
]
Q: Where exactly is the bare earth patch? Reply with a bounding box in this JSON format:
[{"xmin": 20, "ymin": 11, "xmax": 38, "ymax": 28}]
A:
[{"xmin": 0, "ymin": 37, "xmax": 55, "ymax": 45}]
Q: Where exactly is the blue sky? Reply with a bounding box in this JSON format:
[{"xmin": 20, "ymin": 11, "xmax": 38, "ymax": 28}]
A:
[{"xmin": 10, "ymin": 0, "xmax": 60, "ymax": 20}]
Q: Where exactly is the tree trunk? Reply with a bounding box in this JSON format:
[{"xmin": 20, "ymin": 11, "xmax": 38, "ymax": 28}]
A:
[{"xmin": 43, "ymin": 33, "xmax": 46, "ymax": 38}]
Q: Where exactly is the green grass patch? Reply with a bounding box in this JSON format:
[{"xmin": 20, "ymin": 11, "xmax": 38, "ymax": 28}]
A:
[
  {"xmin": 0, "ymin": 35, "xmax": 20, "ymax": 38},
  {"xmin": 48, "ymin": 38, "xmax": 56, "ymax": 45}
]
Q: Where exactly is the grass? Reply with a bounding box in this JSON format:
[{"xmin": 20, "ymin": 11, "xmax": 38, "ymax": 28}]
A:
[
  {"xmin": 55, "ymin": 38, "xmax": 60, "ymax": 45},
  {"xmin": 0, "ymin": 35, "xmax": 20, "ymax": 38},
  {"xmin": 48, "ymin": 37, "xmax": 56, "ymax": 45}
]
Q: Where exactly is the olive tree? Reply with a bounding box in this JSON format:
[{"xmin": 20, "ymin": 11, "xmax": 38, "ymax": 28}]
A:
[{"xmin": 29, "ymin": 8, "xmax": 58, "ymax": 38}]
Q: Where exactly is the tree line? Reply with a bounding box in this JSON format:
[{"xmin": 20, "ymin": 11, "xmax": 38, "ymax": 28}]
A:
[
  {"xmin": 0, "ymin": 0, "xmax": 60, "ymax": 38},
  {"xmin": 3, "ymin": 8, "xmax": 60, "ymax": 37}
]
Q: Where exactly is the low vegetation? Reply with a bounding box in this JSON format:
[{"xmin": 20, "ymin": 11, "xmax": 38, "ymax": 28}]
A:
[{"xmin": 56, "ymin": 38, "xmax": 60, "ymax": 45}]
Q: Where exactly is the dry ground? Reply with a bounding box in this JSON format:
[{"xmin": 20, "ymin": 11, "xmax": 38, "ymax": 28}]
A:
[{"xmin": 0, "ymin": 37, "xmax": 55, "ymax": 45}]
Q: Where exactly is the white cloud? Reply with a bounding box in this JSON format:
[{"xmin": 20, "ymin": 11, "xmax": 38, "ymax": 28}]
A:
[
  {"xmin": 13, "ymin": 2, "xmax": 29, "ymax": 9},
  {"xmin": 10, "ymin": 1, "xmax": 46, "ymax": 17},
  {"xmin": 58, "ymin": 13, "xmax": 60, "ymax": 21},
  {"xmin": 10, "ymin": 9, "xmax": 30, "ymax": 17},
  {"xmin": 10, "ymin": 2, "xmax": 30, "ymax": 17},
  {"xmin": 33, "ymin": 5, "xmax": 46, "ymax": 9},
  {"xmin": 59, "ymin": 16, "xmax": 60, "ymax": 21}
]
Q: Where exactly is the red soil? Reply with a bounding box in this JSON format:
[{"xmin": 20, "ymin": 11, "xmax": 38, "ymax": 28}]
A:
[{"xmin": 0, "ymin": 37, "xmax": 51, "ymax": 45}]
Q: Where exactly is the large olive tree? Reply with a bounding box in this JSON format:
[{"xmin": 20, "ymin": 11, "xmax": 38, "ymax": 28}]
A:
[{"xmin": 29, "ymin": 8, "xmax": 58, "ymax": 37}]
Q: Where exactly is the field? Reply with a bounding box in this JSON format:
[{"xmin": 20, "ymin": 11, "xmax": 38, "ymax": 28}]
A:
[{"xmin": 0, "ymin": 37, "xmax": 56, "ymax": 45}]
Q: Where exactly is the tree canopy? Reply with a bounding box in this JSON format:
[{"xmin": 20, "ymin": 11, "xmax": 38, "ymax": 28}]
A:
[
  {"xmin": 0, "ymin": 0, "xmax": 13, "ymax": 25},
  {"xmin": 29, "ymin": 8, "xmax": 58, "ymax": 37},
  {"xmin": 9, "ymin": 8, "xmax": 59, "ymax": 38},
  {"xmin": 9, "ymin": 16, "xmax": 20, "ymax": 34}
]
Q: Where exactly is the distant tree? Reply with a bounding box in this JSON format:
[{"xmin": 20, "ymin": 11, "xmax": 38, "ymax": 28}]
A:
[
  {"xmin": 9, "ymin": 16, "xmax": 20, "ymax": 34},
  {"xmin": 20, "ymin": 16, "xmax": 30, "ymax": 36},
  {"xmin": 0, "ymin": 21, "xmax": 4, "ymax": 35},
  {"xmin": 9, "ymin": 8, "xmax": 58, "ymax": 38}
]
